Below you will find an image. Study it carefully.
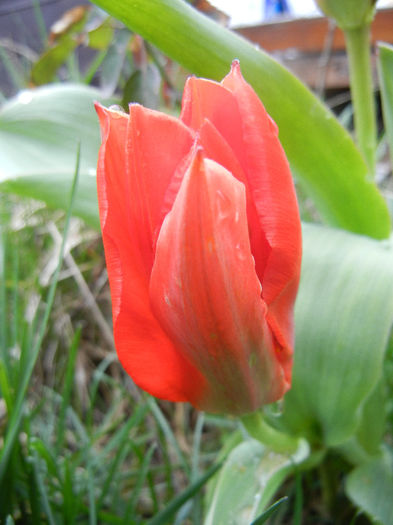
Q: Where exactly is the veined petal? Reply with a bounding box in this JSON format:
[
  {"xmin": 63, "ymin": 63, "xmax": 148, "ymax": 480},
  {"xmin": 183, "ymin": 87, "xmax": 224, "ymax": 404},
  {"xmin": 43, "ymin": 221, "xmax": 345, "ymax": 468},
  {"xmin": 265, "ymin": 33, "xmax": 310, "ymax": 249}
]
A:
[
  {"xmin": 198, "ymin": 119, "xmax": 271, "ymax": 292},
  {"xmin": 126, "ymin": 104, "xmax": 195, "ymax": 271},
  {"xmin": 180, "ymin": 63, "xmax": 302, "ymax": 359},
  {"xmin": 222, "ymin": 62, "xmax": 302, "ymax": 356},
  {"xmin": 150, "ymin": 149, "xmax": 289, "ymax": 414},
  {"xmin": 180, "ymin": 75, "xmax": 245, "ymax": 162},
  {"xmin": 95, "ymin": 103, "xmax": 205, "ymax": 403}
]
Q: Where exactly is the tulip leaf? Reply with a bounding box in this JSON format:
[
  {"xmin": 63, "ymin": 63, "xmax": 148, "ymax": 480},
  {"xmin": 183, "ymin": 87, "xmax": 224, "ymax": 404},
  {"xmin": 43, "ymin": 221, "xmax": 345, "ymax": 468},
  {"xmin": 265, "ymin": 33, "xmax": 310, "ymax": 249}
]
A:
[
  {"xmin": 378, "ymin": 42, "xmax": 393, "ymax": 162},
  {"xmin": 204, "ymin": 439, "xmax": 308, "ymax": 525},
  {"xmin": 345, "ymin": 452, "xmax": 393, "ymax": 525},
  {"xmin": 282, "ymin": 223, "xmax": 393, "ymax": 447},
  {"xmin": 0, "ymin": 84, "xmax": 105, "ymax": 228},
  {"xmin": 89, "ymin": 0, "xmax": 390, "ymax": 239},
  {"xmin": 337, "ymin": 379, "xmax": 386, "ymax": 466}
]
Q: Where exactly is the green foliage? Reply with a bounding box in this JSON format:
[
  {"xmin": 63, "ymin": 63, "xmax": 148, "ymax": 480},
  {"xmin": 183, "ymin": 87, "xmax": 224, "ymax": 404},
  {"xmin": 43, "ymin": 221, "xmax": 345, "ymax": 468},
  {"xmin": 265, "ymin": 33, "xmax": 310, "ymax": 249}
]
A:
[
  {"xmin": 0, "ymin": 84, "xmax": 104, "ymax": 228},
  {"xmin": 89, "ymin": 0, "xmax": 390, "ymax": 239},
  {"xmin": 0, "ymin": 148, "xmax": 81, "ymax": 486},
  {"xmin": 1, "ymin": 0, "xmax": 393, "ymax": 522},
  {"xmin": 204, "ymin": 439, "xmax": 308, "ymax": 524},
  {"xmin": 0, "ymin": 198, "xmax": 219, "ymax": 523},
  {"xmin": 283, "ymin": 224, "xmax": 393, "ymax": 447},
  {"xmin": 346, "ymin": 451, "xmax": 393, "ymax": 525}
]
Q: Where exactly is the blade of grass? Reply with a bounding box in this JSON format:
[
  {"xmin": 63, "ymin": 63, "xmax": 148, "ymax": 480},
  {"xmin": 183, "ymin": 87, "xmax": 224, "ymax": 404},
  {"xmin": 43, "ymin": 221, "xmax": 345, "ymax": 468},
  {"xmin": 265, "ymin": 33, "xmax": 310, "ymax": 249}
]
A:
[
  {"xmin": 123, "ymin": 443, "xmax": 156, "ymax": 523},
  {"xmin": 250, "ymin": 497, "xmax": 289, "ymax": 525},
  {"xmin": 0, "ymin": 47, "xmax": 25, "ymax": 90},
  {"xmin": 84, "ymin": 49, "xmax": 108, "ymax": 85},
  {"xmin": 146, "ymin": 460, "xmax": 223, "ymax": 525},
  {"xmin": 86, "ymin": 352, "xmax": 117, "ymax": 430},
  {"xmin": 56, "ymin": 326, "xmax": 82, "ymax": 453},
  {"xmin": 129, "ymin": 441, "xmax": 159, "ymax": 516},
  {"xmin": 0, "ymin": 144, "xmax": 81, "ymax": 483},
  {"xmin": 87, "ymin": 459, "xmax": 97, "ymax": 525},
  {"xmin": 31, "ymin": 450, "xmax": 56, "ymax": 525},
  {"xmin": 147, "ymin": 397, "xmax": 190, "ymax": 477},
  {"xmin": 31, "ymin": 0, "xmax": 47, "ymax": 47},
  {"xmin": 10, "ymin": 244, "xmax": 19, "ymax": 364},
  {"xmin": 29, "ymin": 438, "xmax": 58, "ymax": 478},
  {"xmin": 62, "ymin": 458, "xmax": 78, "ymax": 524},
  {"xmin": 191, "ymin": 413, "xmax": 205, "ymax": 479},
  {"xmin": 99, "ymin": 403, "xmax": 149, "ymax": 458},
  {"xmin": 0, "ymin": 220, "xmax": 7, "ymax": 356},
  {"xmin": 96, "ymin": 403, "xmax": 149, "ymax": 510},
  {"xmin": 191, "ymin": 412, "xmax": 205, "ymax": 524},
  {"xmin": 293, "ymin": 472, "xmax": 303, "ymax": 525},
  {"xmin": 0, "ymin": 359, "xmax": 13, "ymax": 413},
  {"xmin": 98, "ymin": 444, "xmax": 131, "ymax": 515}
]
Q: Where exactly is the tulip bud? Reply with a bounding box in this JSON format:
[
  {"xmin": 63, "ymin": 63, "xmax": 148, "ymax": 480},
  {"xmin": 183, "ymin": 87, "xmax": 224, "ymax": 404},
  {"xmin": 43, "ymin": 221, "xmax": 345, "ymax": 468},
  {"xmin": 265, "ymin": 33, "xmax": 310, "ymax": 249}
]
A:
[{"xmin": 95, "ymin": 62, "xmax": 302, "ymax": 415}]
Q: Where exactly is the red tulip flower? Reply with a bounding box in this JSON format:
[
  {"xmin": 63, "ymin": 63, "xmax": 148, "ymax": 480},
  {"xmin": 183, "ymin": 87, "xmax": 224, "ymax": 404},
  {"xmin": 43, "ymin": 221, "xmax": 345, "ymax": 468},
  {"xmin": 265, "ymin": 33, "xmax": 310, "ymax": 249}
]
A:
[{"xmin": 95, "ymin": 61, "xmax": 302, "ymax": 415}]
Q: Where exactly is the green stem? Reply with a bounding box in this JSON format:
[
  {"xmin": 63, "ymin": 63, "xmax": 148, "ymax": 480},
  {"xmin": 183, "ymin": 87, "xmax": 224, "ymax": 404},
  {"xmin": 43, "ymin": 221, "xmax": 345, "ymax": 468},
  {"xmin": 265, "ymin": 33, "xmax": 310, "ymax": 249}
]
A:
[
  {"xmin": 319, "ymin": 460, "xmax": 335, "ymax": 518},
  {"xmin": 240, "ymin": 411, "xmax": 298, "ymax": 454},
  {"xmin": 344, "ymin": 24, "xmax": 376, "ymax": 176}
]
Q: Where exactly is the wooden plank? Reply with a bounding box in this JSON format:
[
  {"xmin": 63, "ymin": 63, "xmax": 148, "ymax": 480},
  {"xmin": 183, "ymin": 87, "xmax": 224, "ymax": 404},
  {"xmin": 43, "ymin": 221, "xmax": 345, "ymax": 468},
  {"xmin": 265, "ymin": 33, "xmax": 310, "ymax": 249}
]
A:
[
  {"xmin": 235, "ymin": 8, "xmax": 393, "ymax": 89},
  {"xmin": 236, "ymin": 8, "xmax": 393, "ymax": 53}
]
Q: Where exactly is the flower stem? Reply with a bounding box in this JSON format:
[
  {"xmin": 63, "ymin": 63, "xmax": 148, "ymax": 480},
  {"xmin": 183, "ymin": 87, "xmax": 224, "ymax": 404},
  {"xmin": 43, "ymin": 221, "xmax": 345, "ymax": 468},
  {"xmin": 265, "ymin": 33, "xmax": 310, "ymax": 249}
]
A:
[
  {"xmin": 344, "ymin": 24, "xmax": 376, "ymax": 176},
  {"xmin": 240, "ymin": 411, "xmax": 298, "ymax": 454}
]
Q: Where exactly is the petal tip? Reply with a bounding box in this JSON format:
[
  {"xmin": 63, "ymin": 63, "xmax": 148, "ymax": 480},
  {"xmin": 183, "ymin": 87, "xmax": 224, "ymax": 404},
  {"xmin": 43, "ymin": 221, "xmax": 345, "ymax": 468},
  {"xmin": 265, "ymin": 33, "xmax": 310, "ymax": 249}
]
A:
[{"xmin": 231, "ymin": 58, "xmax": 241, "ymax": 71}]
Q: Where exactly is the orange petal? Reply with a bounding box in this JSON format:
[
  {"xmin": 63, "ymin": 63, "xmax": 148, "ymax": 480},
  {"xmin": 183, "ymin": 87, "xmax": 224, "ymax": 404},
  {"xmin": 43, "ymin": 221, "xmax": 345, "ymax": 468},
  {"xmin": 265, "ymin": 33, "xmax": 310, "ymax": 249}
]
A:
[
  {"xmin": 198, "ymin": 118, "xmax": 271, "ymax": 289},
  {"xmin": 222, "ymin": 62, "xmax": 302, "ymax": 361},
  {"xmin": 150, "ymin": 149, "xmax": 289, "ymax": 414},
  {"xmin": 95, "ymin": 103, "xmax": 205, "ymax": 403},
  {"xmin": 180, "ymin": 63, "xmax": 302, "ymax": 367}
]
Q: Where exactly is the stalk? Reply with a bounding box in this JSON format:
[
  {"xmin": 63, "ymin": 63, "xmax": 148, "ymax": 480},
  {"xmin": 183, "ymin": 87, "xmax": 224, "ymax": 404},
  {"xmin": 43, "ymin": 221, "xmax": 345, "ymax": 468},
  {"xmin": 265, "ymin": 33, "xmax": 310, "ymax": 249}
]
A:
[
  {"xmin": 344, "ymin": 24, "xmax": 376, "ymax": 176},
  {"xmin": 241, "ymin": 411, "xmax": 298, "ymax": 454}
]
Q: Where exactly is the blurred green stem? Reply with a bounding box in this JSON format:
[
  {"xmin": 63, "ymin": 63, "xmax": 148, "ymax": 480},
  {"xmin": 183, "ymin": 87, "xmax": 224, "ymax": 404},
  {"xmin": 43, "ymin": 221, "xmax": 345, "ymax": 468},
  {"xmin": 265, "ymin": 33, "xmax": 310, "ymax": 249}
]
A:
[
  {"xmin": 344, "ymin": 24, "xmax": 376, "ymax": 176},
  {"xmin": 241, "ymin": 411, "xmax": 298, "ymax": 454}
]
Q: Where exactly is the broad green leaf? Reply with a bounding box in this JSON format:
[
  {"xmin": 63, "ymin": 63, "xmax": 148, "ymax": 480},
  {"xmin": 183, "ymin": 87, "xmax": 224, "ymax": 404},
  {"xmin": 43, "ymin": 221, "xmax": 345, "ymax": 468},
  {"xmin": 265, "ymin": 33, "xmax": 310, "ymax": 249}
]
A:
[
  {"xmin": 353, "ymin": 379, "xmax": 386, "ymax": 457},
  {"xmin": 378, "ymin": 42, "xmax": 393, "ymax": 162},
  {"xmin": 0, "ymin": 84, "xmax": 105, "ymax": 228},
  {"xmin": 337, "ymin": 379, "xmax": 386, "ymax": 465},
  {"xmin": 90, "ymin": 0, "xmax": 390, "ymax": 239},
  {"xmin": 282, "ymin": 223, "xmax": 393, "ymax": 446},
  {"xmin": 204, "ymin": 439, "xmax": 308, "ymax": 525},
  {"xmin": 346, "ymin": 452, "xmax": 393, "ymax": 525}
]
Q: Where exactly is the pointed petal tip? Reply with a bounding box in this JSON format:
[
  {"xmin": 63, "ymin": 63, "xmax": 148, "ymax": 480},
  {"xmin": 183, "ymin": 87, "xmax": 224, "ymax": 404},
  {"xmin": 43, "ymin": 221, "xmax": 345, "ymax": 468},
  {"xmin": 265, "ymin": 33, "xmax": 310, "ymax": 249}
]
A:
[
  {"xmin": 94, "ymin": 102, "xmax": 129, "ymax": 138},
  {"xmin": 94, "ymin": 100, "xmax": 108, "ymax": 120},
  {"xmin": 231, "ymin": 58, "xmax": 241, "ymax": 71},
  {"xmin": 128, "ymin": 102, "xmax": 143, "ymax": 114},
  {"xmin": 94, "ymin": 102, "xmax": 111, "ymax": 142},
  {"xmin": 223, "ymin": 59, "xmax": 247, "ymax": 90}
]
